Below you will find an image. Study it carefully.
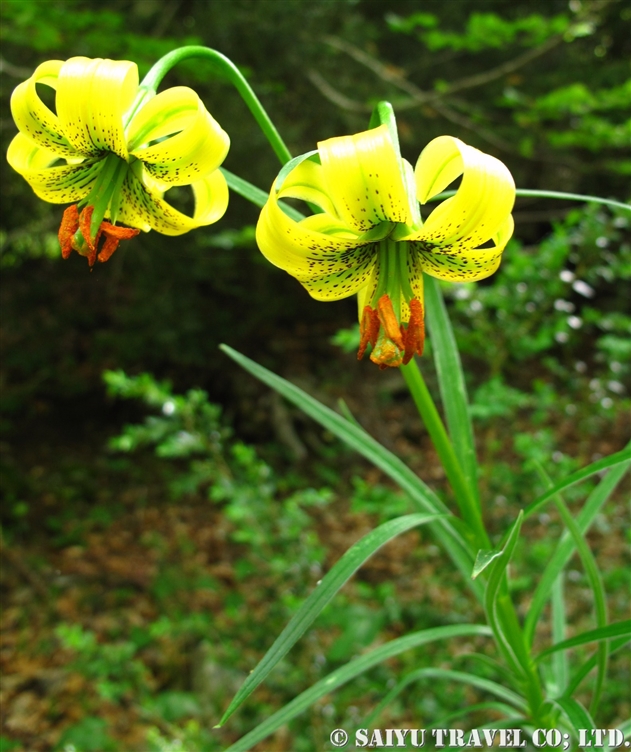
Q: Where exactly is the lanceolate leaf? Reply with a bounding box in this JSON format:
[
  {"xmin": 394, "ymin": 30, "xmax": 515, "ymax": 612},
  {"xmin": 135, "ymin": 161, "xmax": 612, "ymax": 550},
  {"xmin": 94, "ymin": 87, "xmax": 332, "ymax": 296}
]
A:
[
  {"xmin": 221, "ymin": 624, "xmax": 492, "ymax": 752},
  {"xmin": 565, "ymin": 636, "xmax": 630, "ymax": 696},
  {"xmin": 523, "ymin": 448, "xmax": 630, "ymax": 520},
  {"xmin": 218, "ymin": 513, "xmax": 442, "ymax": 725},
  {"xmin": 221, "ymin": 167, "xmax": 305, "ymax": 221},
  {"xmin": 524, "ymin": 459, "xmax": 629, "ymax": 647},
  {"xmin": 220, "ymin": 345, "xmax": 482, "ymax": 600},
  {"xmin": 484, "ymin": 511, "xmax": 530, "ymax": 680},
  {"xmin": 553, "ymin": 696, "xmax": 595, "ymax": 735},
  {"xmin": 362, "ymin": 667, "xmax": 527, "ymax": 730},
  {"xmin": 536, "ymin": 620, "xmax": 631, "ymax": 660}
]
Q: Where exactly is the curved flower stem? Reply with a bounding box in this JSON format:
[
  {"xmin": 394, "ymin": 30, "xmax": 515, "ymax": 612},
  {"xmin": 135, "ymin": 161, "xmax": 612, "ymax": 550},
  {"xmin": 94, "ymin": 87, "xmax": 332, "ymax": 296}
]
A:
[
  {"xmin": 140, "ymin": 46, "xmax": 292, "ymax": 166},
  {"xmin": 431, "ymin": 188, "xmax": 631, "ymax": 212},
  {"xmin": 401, "ymin": 359, "xmax": 489, "ymax": 549}
]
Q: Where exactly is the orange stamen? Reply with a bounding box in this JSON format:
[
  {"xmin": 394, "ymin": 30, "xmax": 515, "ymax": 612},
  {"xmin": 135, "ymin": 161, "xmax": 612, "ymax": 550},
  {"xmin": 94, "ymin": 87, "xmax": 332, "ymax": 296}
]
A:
[
  {"xmin": 97, "ymin": 224, "xmax": 140, "ymax": 263},
  {"xmin": 58, "ymin": 205, "xmax": 79, "ymax": 259},
  {"xmin": 57, "ymin": 204, "xmax": 140, "ymax": 266},
  {"xmin": 376, "ymin": 294, "xmax": 404, "ymax": 350},
  {"xmin": 358, "ymin": 305, "xmax": 380, "ymax": 360},
  {"xmin": 402, "ymin": 298, "xmax": 425, "ymax": 364}
]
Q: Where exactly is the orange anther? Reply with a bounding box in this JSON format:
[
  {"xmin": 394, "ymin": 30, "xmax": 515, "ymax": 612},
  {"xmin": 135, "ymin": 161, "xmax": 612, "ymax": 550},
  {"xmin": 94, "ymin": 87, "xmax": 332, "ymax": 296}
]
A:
[
  {"xmin": 358, "ymin": 305, "xmax": 380, "ymax": 360},
  {"xmin": 376, "ymin": 294, "xmax": 404, "ymax": 350},
  {"xmin": 402, "ymin": 298, "xmax": 424, "ymax": 364},
  {"xmin": 58, "ymin": 205, "xmax": 79, "ymax": 259}
]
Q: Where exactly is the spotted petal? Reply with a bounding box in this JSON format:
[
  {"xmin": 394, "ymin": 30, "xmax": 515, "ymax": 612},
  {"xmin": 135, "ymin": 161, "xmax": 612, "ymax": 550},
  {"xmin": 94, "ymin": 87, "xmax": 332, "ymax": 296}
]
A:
[
  {"xmin": 256, "ymin": 173, "xmax": 371, "ymax": 279},
  {"xmin": 295, "ymin": 243, "xmax": 378, "ymax": 301},
  {"xmin": 10, "ymin": 60, "xmax": 77, "ymax": 158},
  {"xmin": 413, "ymin": 135, "xmax": 515, "ymax": 249},
  {"xmin": 115, "ymin": 162, "xmax": 228, "ymax": 235},
  {"xmin": 7, "ymin": 132, "xmax": 101, "ymax": 203},
  {"xmin": 318, "ymin": 125, "xmax": 412, "ymax": 232},
  {"xmin": 128, "ymin": 87, "xmax": 229, "ymax": 187},
  {"xmin": 414, "ymin": 214, "xmax": 514, "ymax": 282},
  {"xmin": 56, "ymin": 57, "xmax": 138, "ymax": 159}
]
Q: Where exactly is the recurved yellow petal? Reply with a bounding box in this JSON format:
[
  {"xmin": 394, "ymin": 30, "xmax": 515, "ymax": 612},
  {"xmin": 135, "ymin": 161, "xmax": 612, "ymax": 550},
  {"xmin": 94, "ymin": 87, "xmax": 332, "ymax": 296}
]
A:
[
  {"xmin": 295, "ymin": 244, "xmax": 378, "ymax": 301},
  {"xmin": 129, "ymin": 87, "xmax": 229, "ymax": 186},
  {"xmin": 415, "ymin": 135, "xmax": 465, "ymax": 203},
  {"xmin": 277, "ymin": 159, "xmax": 340, "ymax": 218},
  {"xmin": 116, "ymin": 164, "xmax": 228, "ymax": 235},
  {"xmin": 414, "ymin": 136, "xmax": 515, "ymax": 249},
  {"xmin": 256, "ymin": 179, "xmax": 368, "ymax": 276},
  {"xmin": 56, "ymin": 57, "xmax": 138, "ymax": 159},
  {"xmin": 10, "ymin": 60, "xmax": 77, "ymax": 158},
  {"xmin": 7, "ymin": 133, "xmax": 100, "ymax": 203},
  {"xmin": 319, "ymin": 125, "xmax": 412, "ymax": 232},
  {"xmin": 413, "ymin": 212, "xmax": 513, "ymax": 282}
]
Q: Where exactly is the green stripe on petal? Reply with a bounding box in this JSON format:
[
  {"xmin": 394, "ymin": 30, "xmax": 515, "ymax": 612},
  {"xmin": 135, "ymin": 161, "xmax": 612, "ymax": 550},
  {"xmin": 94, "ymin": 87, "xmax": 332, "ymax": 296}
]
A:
[
  {"xmin": 298, "ymin": 213, "xmax": 358, "ymax": 239},
  {"xmin": 10, "ymin": 60, "xmax": 77, "ymax": 158},
  {"xmin": 415, "ymin": 137, "xmax": 515, "ymax": 248},
  {"xmin": 319, "ymin": 125, "xmax": 412, "ymax": 232},
  {"xmin": 56, "ymin": 57, "xmax": 138, "ymax": 159},
  {"xmin": 357, "ymin": 264, "xmax": 380, "ymax": 315},
  {"xmin": 129, "ymin": 87, "xmax": 229, "ymax": 186},
  {"xmin": 126, "ymin": 87, "xmax": 198, "ymax": 149}
]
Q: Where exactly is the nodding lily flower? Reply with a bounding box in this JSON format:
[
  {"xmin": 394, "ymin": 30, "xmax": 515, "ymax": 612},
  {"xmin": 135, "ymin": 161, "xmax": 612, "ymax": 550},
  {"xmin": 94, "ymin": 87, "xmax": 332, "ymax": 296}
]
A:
[
  {"xmin": 7, "ymin": 56, "xmax": 230, "ymax": 266},
  {"xmin": 256, "ymin": 124, "xmax": 515, "ymax": 368}
]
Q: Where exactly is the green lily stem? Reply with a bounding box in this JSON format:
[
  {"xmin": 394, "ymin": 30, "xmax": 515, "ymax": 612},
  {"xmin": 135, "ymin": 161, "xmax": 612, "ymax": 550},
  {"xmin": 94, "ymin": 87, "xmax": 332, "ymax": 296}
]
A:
[
  {"xmin": 400, "ymin": 358, "xmax": 489, "ymax": 549},
  {"xmin": 140, "ymin": 46, "xmax": 292, "ymax": 166},
  {"xmin": 431, "ymin": 188, "xmax": 631, "ymax": 212},
  {"xmin": 534, "ymin": 463, "xmax": 608, "ymax": 717}
]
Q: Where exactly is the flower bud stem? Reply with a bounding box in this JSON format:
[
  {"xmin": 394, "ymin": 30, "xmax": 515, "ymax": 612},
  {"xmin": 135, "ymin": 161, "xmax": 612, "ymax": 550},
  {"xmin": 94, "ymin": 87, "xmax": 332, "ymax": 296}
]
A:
[{"xmin": 140, "ymin": 46, "xmax": 293, "ymax": 166}]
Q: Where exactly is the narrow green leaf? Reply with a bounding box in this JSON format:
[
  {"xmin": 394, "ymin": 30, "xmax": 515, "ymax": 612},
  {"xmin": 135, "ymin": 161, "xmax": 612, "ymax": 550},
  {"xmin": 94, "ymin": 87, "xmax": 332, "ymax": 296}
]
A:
[
  {"xmin": 484, "ymin": 512, "xmax": 531, "ymax": 681},
  {"xmin": 220, "ymin": 345, "xmax": 482, "ymax": 600},
  {"xmin": 221, "ymin": 624, "xmax": 492, "ymax": 752},
  {"xmin": 362, "ymin": 667, "xmax": 527, "ymax": 730},
  {"xmin": 553, "ymin": 696, "xmax": 595, "ymax": 735},
  {"xmin": 525, "ymin": 458, "xmax": 629, "ymax": 647},
  {"xmin": 221, "ymin": 167, "xmax": 305, "ymax": 220},
  {"xmin": 431, "ymin": 188, "xmax": 631, "ymax": 213},
  {"xmin": 424, "ymin": 275, "xmax": 481, "ymax": 509},
  {"xmin": 426, "ymin": 703, "xmax": 524, "ymax": 731},
  {"xmin": 565, "ymin": 635, "xmax": 630, "ymax": 696},
  {"xmin": 401, "ymin": 359, "xmax": 487, "ymax": 545},
  {"xmin": 523, "ymin": 448, "xmax": 630, "ymax": 520},
  {"xmin": 533, "ymin": 462, "xmax": 609, "ymax": 716},
  {"xmin": 218, "ymin": 513, "xmax": 441, "ymax": 726},
  {"xmin": 472, "ymin": 549, "xmax": 503, "ymax": 579},
  {"xmin": 550, "ymin": 574, "xmax": 568, "ymax": 695},
  {"xmin": 536, "ymin": 620, "xmax": 631, "ymax": 660}
]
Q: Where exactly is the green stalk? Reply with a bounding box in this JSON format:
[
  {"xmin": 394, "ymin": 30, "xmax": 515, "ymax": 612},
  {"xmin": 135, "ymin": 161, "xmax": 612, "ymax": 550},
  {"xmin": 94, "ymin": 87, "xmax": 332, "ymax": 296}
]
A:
[
  {"xmin": 400, "ymin": 358, "xmax": 489, "ymax": 548},
  {"xmin": 140, "ymin": 46, "xmax": 292, "ymax": 166},
  {"xmin": 430, "ymin": 188, "xmax": 630, "ymax": 212}
]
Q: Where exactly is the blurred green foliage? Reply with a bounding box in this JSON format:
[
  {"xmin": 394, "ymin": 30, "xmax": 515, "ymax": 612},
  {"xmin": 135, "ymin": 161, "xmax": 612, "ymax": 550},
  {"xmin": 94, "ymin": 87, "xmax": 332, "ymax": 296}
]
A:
[{"xmin": 1, "ymin": 1, "xmax": 629, "ymax": 750}]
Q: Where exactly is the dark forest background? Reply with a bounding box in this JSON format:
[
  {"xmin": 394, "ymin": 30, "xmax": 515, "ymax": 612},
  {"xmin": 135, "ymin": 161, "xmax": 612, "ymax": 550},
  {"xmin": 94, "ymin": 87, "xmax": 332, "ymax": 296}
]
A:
[{"xmin": 0, "ymin": 1, "xmax": 629, "ymax": 750}]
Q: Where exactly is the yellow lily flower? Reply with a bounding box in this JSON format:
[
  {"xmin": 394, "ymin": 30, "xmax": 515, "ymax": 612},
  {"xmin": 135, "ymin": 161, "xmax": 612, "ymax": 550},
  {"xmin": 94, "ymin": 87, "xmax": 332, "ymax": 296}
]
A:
[
  {"xmin": 7, "ymin": 56, "xmax": 230, "ymax": 265},
  {"xmin": 256, "ymin": 125, "xmax": 515, "ymax": 368}
]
